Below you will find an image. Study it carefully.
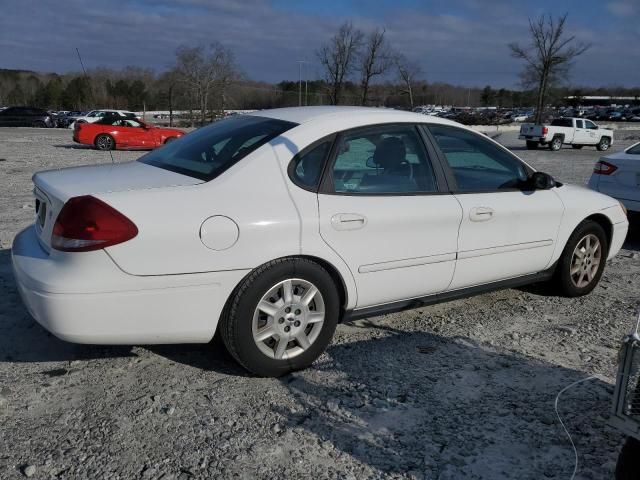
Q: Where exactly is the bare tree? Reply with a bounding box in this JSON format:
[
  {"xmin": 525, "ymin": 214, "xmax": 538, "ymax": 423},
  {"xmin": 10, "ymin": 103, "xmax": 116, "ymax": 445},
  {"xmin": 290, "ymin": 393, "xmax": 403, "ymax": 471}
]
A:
[
  {"xmin": 174, "ymin": 42, "xmax": 239, "ymax": 125},
  {"xmin": 317, "ymin": 22, "xmax": 363, "ymax": 105},
  {"xmin": 509, "ymin": 14, "xmax": 589, "ymax": 124},
  {"xmin": 394, "ymin": 54, "xmax": 422, "ymax": 109},
  {"xmin": 359, "ymin": 28, "xmax": 392, "ymax": 105}
]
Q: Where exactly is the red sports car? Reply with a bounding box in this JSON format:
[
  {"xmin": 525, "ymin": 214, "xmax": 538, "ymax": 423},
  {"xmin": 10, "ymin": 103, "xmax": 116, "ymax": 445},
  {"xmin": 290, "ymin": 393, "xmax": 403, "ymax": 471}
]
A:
[{"xmin": 73, "ymin": 116, "xmax": 185, "ymax": 150}]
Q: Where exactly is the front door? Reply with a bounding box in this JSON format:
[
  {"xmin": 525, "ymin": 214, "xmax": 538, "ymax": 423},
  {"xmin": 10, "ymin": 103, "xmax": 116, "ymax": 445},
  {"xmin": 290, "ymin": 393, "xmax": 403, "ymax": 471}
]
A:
[
  {"xmin": 427, "ymin": 124, "xmax": 564, "ymax": 290},
  {"xmin": 317, "ymin": 124, "xmax": 462, "ymax": 308}
]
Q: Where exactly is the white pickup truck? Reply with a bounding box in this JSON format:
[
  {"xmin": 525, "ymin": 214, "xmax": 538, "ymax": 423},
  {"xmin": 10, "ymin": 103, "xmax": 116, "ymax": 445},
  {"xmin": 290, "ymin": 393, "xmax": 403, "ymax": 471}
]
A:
[{"xmin": 519, "ymin": 117, "xmax": 613, "ymax": 152}]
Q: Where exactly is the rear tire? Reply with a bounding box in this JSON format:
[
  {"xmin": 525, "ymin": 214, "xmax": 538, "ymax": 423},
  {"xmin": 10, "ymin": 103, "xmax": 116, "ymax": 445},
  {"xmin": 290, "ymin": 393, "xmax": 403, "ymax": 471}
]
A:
[
  {"xmin": 94, "ymin": 134, "xmax": 115, "ymax": 151},
  {"xmin": 552, "ymin": 220, "xmax": 608, "ymax": 297},
  {"xmin": 526, "ymin": 141, "xmax": 539, "ymax": 150},
  {"xmin": 549, "ymin": 136, "xmax": 563, "ymax": 151},
  {"xmin": 571, "ymin": 145, "xmax": 583, "ymax": 149},
  {"xmin": 220, "ymin": 258, "xmax": 340, "ymax": 377},
  {"xmin": 597, "ymin": 137, "xmax": 611, "ymax": 151}
]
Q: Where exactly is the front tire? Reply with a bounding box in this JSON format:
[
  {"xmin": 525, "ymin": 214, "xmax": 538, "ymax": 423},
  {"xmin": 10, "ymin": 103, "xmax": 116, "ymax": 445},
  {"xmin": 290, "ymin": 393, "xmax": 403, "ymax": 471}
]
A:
[
  {"xmin": 553, "ymin": 220, "xmax": 608, "ymax": 297},
  {"xmin": 597, "ymin": 137, "xmax": 611, "ymax": 151},
  {"xmin": 526, "ymin": 141, "xmax": 539, "ymax": 150},
  {"xmin": 220, "ymin": 258, "xmax": 340, "ymax": 377},
  {"xmin": 94, "ymin": 134, "xmax": 115, "ymax": 151}
]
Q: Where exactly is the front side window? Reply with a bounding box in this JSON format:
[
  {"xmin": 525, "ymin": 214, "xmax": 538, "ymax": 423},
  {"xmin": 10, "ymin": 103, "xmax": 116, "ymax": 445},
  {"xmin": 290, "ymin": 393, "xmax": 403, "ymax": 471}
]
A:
[
  {"xmin": 139, "ymin": 115, "xmax": 297, "ymax": 181},
  {"xmin": 429, "ymin": 125, "xmax": 529, "ymax": 192},
  {"xmin": 584, "ymin": 120, "xmax": 597, "ymax": 130},
  {"xmin": 330, "ymin": 125, "xmax": 437, "ymax": 194},
  {"xmin": 290, "ymin": 139, "xmax": 333, "ymax": 190}
]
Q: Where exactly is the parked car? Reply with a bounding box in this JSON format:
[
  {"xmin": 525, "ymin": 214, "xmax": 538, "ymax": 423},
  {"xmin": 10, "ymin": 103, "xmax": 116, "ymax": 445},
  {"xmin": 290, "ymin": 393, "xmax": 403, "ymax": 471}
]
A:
[
  {"xmin": 588, "ymin": 142, "xmax": 640, "ymax": 214},
  {"xmin": 12, "ymin": 107, "xmax": 628, "ymax": 377},
  {"xmin": 73, "ymin": 116, "xmax": 185, "ymax": 150},
  {"xmin": 0, "ymin": 107, "xmax": 54, "ymax": 128},
  {"xmin": 57, "ymin": 111, "xmax": 85, "ymax": 128},
  {"xmin": 69, "ymin": 109, "xmax": 139, "ymax": 129},
  {"xmin": 519, "ymin": 117, "xmax": 613, "ymax": 151},
  {"xmin": 610, "ymin": 313, "xmax": 640, "ymax": 479}
]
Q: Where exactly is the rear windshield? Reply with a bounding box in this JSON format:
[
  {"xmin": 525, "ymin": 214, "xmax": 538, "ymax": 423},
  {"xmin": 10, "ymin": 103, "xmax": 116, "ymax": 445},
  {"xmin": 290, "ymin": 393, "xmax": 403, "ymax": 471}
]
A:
[
  {"xmin": 551, "ymin": 118, "xmax": 573, "ymax": 127},
  {"xmin": 139, "ymin": 115, "xmax": 297, "ymax": 181}
]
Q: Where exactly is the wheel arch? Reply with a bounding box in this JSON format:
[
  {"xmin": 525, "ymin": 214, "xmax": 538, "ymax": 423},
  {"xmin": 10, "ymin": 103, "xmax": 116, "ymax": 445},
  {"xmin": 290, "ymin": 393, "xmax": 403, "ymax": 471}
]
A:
[
  {"xmin": 584, "ymin": 213, "xmax": 613, "ymax": 253},
  {"xmin": 219, "ymin": 254, "xmax": 353, "ymax": 330}
]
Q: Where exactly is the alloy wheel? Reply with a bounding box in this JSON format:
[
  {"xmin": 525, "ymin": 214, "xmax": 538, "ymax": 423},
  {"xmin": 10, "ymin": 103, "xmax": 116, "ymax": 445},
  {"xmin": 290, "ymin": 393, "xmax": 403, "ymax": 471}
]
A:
[
  {"xmin": 569, "ymin": 234, "xmax": 602, "ymax": 288},
  {"xmin": 252, "ymin": 278, "xmax": 325, "ymax": 360}
]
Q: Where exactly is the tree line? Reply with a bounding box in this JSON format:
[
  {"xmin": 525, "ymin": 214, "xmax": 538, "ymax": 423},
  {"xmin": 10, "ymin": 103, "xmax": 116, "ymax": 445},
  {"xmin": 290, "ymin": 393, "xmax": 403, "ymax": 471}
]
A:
[{"xmin": 0, "ymin": 14, "xmax": 638, "ymax": 124}]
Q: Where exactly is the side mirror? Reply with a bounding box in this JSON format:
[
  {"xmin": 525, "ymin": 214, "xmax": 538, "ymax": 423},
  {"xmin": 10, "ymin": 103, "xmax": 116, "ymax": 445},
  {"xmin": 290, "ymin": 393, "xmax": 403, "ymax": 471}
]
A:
[{"xmin": 530, "ymin": 171, "xmax": 555, "ymax": 190}]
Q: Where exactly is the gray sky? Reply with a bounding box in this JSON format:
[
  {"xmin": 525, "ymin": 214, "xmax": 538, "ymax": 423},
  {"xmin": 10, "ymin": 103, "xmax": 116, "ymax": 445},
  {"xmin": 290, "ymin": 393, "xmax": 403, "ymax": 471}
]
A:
[{"xmin": 0, "ymin": 0, "xmax": 638, "ymax": 88}]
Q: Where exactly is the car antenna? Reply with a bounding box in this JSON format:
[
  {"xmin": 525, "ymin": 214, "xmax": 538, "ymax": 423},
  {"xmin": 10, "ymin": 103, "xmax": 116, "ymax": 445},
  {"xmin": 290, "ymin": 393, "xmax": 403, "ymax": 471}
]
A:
[{"xmin": 76, "ymin": 47, "xmax": 114, "ymax": 164}]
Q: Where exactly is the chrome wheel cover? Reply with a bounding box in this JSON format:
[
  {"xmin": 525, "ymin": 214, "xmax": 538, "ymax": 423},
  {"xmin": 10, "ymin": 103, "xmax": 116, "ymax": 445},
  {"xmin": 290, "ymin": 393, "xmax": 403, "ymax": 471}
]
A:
[
  {"xmin": 570, "ymin": 234, "xmax": 602, "ymax": 288},
  {"xmin": 97, "ymin": 135, "xmax": 113, "ymax": 150},
  {"xmin": 252, "ymin": 278, "xmax": 325, "ymax": 360}
]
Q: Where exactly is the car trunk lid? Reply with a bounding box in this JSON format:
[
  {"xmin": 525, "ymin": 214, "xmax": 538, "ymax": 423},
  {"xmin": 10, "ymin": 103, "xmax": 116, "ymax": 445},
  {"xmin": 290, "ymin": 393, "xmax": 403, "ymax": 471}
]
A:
[{"xmin": 32, "ymin": 161, "xmax": 203, "ymax": 252}]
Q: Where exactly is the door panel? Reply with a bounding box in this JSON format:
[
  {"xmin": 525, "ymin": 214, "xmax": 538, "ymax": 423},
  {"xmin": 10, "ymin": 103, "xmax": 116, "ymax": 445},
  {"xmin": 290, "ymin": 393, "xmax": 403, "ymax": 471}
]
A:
[
  {"xmin": 318, "ymin": 194, "xmax": 462, "ymax": 307},
  {"xmin": 427, "ymin": 124, "xmax": 565, "ymax": 290},
  {"xmin": 449, "ymin": 190, "xmax": 563, "ymax": 289},
  {"xmin": 317, "ymin": 123, "xmax": 462, "ymax": 308}
]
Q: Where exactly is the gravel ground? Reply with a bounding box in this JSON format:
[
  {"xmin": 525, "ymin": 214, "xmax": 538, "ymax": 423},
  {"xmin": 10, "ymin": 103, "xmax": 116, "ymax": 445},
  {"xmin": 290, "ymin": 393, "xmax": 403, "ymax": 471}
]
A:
[{"xmin": 0, "ymin": 127, "xmax": 639, "ymax": 480}]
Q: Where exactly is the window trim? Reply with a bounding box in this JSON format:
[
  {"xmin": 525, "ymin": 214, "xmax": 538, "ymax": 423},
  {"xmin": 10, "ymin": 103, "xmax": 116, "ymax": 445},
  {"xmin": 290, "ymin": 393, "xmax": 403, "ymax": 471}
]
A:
[
  {"xmin": 318, "ymin": 122, "xmax": 449, "ymax": 197},
  {"xmin": 287, "ymin": 134, "xmax": 337, "ymax": 193},
  {"xmin": 423, "ymin": 124, "xmax": 535, "ymax": 195}
]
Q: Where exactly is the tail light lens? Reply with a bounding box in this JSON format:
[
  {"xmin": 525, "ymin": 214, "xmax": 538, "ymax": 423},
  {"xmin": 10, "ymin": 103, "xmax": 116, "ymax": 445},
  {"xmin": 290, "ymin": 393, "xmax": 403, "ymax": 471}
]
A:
[
  {"xmin": 542, "ymin": 127, "xmax": 548, "ymax": 135},
  {"xmin": 593, "ymin": 160, "xmax": 618, "ymax": 175},
  {"xmin": 52, "ymin": 196, "xmax": 138, "ymax": 252}
]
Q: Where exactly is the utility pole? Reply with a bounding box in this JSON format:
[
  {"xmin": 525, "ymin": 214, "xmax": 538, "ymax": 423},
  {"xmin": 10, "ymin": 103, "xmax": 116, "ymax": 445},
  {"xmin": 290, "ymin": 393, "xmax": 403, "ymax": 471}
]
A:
[{"xmin": 297, "ymin": 60, "xmax": 308, "ymax": 107}]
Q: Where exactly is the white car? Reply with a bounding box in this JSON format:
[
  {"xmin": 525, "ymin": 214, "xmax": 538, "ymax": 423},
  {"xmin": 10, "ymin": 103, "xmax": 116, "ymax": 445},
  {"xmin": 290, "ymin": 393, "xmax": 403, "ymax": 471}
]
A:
[
  {"xmin": 589, "ymin": 142, "xmax": 640, "ymax": 213},
  {"xmin": 12, "ymin": 107, "xmax": 628, "ymax": 376},
  {"xmin": 69, "ymin": 109, "xmax": 139, "ymax": 129}
]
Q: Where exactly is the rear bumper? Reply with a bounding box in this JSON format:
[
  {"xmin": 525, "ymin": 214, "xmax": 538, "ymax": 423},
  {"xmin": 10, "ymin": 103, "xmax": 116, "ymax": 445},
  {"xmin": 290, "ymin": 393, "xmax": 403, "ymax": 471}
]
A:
[
  {"xmin": 12, "ymin": 226, "xmax": 248, "ymax": 344},
  {"xmin": 519, "ymin": 135, "xmax": 545, "ymax": 142}
]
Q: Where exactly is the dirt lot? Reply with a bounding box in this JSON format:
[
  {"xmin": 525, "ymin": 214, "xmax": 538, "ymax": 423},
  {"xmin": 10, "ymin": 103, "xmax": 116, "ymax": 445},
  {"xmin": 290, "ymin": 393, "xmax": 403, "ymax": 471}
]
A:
[{"xmin": 0, "ymin": 127, "xmax": 639, "ymax": 479}]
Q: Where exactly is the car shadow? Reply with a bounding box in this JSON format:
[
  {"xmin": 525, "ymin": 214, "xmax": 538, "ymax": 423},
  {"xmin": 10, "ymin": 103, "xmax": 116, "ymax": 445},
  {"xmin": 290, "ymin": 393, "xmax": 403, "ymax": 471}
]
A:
[
  {"xmin": 273, "ymin": 324, "xmax": 621, "ymax": 479},
  {"xmin": 53, "ymin": 144, "xmax": 92, "ymax": 150}
]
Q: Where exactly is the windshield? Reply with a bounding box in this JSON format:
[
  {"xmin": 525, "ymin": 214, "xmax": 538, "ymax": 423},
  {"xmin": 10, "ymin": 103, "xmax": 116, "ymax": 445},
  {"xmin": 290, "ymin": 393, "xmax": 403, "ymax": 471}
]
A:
[{"xmin": 138, "ymin": 115, "xmax": 297, "ymax": 181}]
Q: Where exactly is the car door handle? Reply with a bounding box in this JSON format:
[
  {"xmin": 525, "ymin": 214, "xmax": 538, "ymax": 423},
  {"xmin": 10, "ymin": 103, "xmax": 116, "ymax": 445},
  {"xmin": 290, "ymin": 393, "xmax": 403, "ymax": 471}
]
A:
[
  {"xmin": 331, "ymin": 213, "xmax": 367, "ymax": 230},
  {"xmin": 470, "ymin": 207, "xmax": 494, "ymax": 222}
]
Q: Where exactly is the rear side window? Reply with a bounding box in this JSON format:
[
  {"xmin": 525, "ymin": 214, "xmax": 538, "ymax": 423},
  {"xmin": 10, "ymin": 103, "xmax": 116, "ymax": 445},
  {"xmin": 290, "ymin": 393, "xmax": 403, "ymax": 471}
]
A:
[
  {"xmin": 627, "ymin": 143, "xmax": 640, "ymax": 155},
  {"xmin": 429, "ymin": 125, "xmax": 529, "ymax": 192},
  {"xmin": 330, "ymin": 125, "xmax": 438, "ymax": 194},
  {"xmin": 289, "ymin": 138, "xmax": 333, "ymax": 191},
  {"xmin": 139, "ymin": 115, "xmax": 297, "ymax": 181}
]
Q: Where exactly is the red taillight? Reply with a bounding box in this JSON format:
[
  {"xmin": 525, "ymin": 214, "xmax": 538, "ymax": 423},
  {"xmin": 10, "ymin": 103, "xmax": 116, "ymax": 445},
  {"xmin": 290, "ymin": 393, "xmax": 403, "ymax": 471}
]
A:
[
  {"xmin": 542, "ymin": 127, "xmax": 548, "ymax": 135},
  {"xmin": 51, "ymin": 196, "xmax": 138, "ymax": 252},
  {"xmin": 593, "ymin": 160, "xmax": 618, "ymax": 175}
]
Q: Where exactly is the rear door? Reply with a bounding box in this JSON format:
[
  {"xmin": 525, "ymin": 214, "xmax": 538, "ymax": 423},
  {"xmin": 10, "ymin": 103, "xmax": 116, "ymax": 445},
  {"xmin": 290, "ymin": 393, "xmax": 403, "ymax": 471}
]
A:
[
  {"xmin": 317, "ymin": 123, "xmax": 462, "ymax": 308},
  {"xmin": 426, "ymin": 124, "xmax": 564, "ymax": 289}
]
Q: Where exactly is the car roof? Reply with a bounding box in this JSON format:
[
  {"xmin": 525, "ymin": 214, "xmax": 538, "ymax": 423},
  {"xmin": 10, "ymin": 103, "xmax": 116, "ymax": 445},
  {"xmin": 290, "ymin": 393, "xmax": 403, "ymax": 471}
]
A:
[{"xmin": 248, "ymin": 106, "xmax": 460, "ymax": 127}]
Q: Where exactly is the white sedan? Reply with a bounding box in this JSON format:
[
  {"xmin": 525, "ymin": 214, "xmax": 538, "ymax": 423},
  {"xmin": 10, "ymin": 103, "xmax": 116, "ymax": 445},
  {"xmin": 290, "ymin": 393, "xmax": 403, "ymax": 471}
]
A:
[
  {"xmin": 12, "ymin": 107, "xmax": 628, "ymax": 376},
  {"xmin": 69, "ymin": 109, "xmax": 139, "ymax": 128},
  {"xmin": 589, "ymin": 142, "xmax": 640, "ymax": 214}
]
